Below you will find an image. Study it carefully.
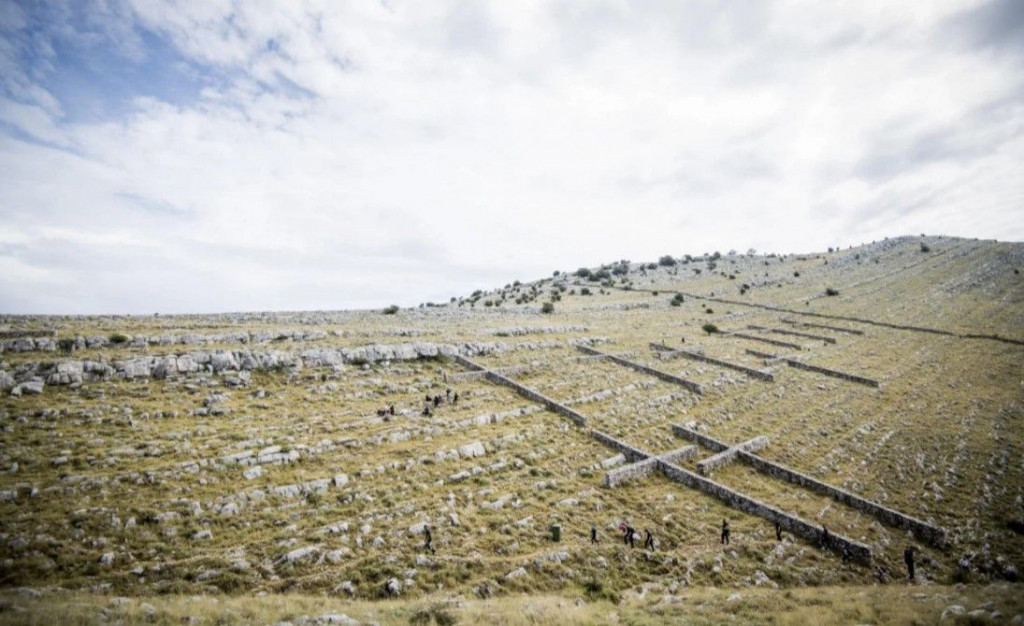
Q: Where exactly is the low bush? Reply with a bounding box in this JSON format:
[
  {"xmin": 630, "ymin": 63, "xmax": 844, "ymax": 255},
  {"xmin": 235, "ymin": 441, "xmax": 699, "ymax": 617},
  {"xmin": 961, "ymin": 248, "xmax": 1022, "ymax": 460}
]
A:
[
  {"xmin": 702, "ymin": 323, "xmax": 720, "ymax": 335},
  {"xmin": 382, "ymin": 304, "xmax": 399, "ymax": 315},
  {"xmin": 825, "ymin": 287, "xmax": 840, "ymax": 296}
]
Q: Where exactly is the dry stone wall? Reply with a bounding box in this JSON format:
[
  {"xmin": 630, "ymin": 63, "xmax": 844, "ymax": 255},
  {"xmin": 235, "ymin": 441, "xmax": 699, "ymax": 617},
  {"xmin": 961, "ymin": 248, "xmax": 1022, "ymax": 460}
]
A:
[
  {"xmin": 782, "ymin": 359, "xmax": 880, "ymax": 388},
  {"xmin": 672, "ymin": 424, "xmax": 945, "ymax": 547},
  {"xmin": 731, "ymin": 332, "xmax": 803, "ymax": 350},
  {"xmin": 575, "ymin": 346, "xmax": 702, "ymax": 395},
  {"xmin": 748, "ymin": 325, "xmax": 837, "ymax": 344},
  {"xmin": 657, "ymin": 459, "xmax": 872, "ymax": 563},
  {"xmin": 781, "ymin": 319, "xmax": 864, "ymax": 336},
  {"xmin": 650, "ymin": 343, "xmax": 774, "ymax": 381},
  {"xmin": 603, "ymin": 458, "xmax": 658, "ymax": 487},
  {"xmin": 696, "ymin": 436, "xmax": 769, "ymax": 475}
]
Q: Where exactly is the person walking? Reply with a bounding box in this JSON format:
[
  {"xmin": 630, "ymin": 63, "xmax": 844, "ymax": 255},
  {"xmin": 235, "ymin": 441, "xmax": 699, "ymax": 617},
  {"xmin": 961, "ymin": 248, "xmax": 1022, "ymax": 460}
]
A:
[
  {"xmin": 721, "ymin": 519, "xmax": 730, "ymax": 545},
  {"xmin": 423, "ymin": 525, "xmax": 434, "ymax": 553},
  {"xmin": 904, "ymin": 546, "xmax": 915, "ymax": 582},
  {"xmin": 590, "ymin": 524, "xmax": 598, "ymax": 544},
  {"xmin": 775, "ymin": 521, "xmax": 783, "ymax": 542},
  {"xmin": 621, "ymin": 524, "xmax": 636, "ymax": 548},
  {"xmin": 644, "ymin": 528, "xmax": 655, "ymax": 550}
]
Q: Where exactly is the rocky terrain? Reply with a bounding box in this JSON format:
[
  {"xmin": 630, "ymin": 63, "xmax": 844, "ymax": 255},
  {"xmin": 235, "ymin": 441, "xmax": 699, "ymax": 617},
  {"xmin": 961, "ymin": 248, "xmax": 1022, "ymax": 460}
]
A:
[{"xmin": 0, "ymin": 234, "xmax": 1021, "ymax": 624}]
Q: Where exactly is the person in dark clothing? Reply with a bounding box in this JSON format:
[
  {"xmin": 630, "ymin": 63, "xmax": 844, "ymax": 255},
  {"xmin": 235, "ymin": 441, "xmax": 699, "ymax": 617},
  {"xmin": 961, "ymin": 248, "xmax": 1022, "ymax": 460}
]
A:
[
  {"xmin": 422, "ymin": 405, "xmax": 431, "ymax": 417},
  {"xmin": 433, "ymin": 395, "xmax": 441, "ymax": 407},
  {"xmin": 389, "ymin": 405, "xmax": 395, "ymax": 416},
  {"xmin": 453, "ymin": 392, "xmax": 459, "ymax": 405},
  {"xmin": 904, "ymin": 546, "xmax": 915, "ymax": 581},
  {"xmin": 721, "ymin": 520, "xmax": 730, "ymax": 545},
  {"xmin": 622, "ymin": 524, "xmax": 636, "ymax": 548},
  {"xmin": 446, "ymin": 388, "xmax": 452, "ymax": 401},
  {"xmin": 423, "ymin": 525, "xmax": 434, "ymax": 553},
  {"xmin": 842, "ymin": 545, "xmax": 852, "ymax": 563},
  {"xmin": 590, "ymin": 524, "xmax": 598, "ymax": 544},
  {"xmin": 821, "ymin": 526, "xmax": 830, "ymax": 548},
  {"xmin": 775, "ymin": 521, "xmax": 783, "ymax": 541},
  {"xmin": 644, "ymin": 528, "xmax": 655, "ymax": 550},
  {"xmin": 425, "ymin": 394, "xmax": 431, "ymax": 403}
]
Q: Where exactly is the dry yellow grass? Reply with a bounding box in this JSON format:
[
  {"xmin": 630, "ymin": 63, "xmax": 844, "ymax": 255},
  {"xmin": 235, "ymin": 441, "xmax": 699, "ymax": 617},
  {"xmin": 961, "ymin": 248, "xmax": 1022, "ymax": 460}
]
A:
[{"xmin": 0, "ymin": 235, "xmax": 1021, "ymax": 622}]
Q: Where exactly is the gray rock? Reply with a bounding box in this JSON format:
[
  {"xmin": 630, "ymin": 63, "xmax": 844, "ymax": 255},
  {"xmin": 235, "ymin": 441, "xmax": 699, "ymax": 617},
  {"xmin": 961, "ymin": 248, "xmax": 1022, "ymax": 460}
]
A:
[
  {"xmin": 458, "ymin": 441, "xmax": 486, "ymax": 458},
  {"xmin": 314, "ymin": 613, "xmax": 360, "ymax": 625},
  {"xmin": 278, "ymin": 546, "xmax": 320, "ymax": 565}
]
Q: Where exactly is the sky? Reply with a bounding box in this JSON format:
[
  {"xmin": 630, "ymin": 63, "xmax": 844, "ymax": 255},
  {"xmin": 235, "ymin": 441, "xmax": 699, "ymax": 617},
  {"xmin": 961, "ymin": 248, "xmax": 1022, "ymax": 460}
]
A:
[{"xmin": 0, "ymin": 0, "xmax": 1021, "ymax": 315}]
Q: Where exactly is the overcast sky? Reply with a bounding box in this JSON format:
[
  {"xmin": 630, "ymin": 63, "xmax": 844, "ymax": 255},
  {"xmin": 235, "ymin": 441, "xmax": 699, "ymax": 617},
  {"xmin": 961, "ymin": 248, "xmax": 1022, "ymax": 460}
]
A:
[{"xmin": 1, "ymin": 1, "xmax": 1021, "ymax": 314}]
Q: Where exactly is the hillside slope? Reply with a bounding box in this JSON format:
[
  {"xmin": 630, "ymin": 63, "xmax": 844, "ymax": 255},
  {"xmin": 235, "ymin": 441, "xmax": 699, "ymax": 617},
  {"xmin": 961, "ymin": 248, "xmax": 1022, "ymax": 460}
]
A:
[{"xmin": 0, "ymin": 235, "xmax": 1021, "ymax": 619}]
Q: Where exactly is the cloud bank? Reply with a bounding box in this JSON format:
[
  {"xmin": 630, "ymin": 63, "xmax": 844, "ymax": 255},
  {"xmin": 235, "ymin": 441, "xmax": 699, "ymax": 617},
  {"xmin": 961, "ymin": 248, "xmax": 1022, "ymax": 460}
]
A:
[{"xmin": 0, "ymin": 0, "xmax": 1021, "ymax": 314}]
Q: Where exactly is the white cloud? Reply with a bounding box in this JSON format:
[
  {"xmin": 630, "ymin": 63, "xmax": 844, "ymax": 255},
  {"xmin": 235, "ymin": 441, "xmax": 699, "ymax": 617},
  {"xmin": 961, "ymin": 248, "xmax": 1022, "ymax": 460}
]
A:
[{"xmin": 0, "ymin": 0, "xmax": 1021, "ymax": 313}]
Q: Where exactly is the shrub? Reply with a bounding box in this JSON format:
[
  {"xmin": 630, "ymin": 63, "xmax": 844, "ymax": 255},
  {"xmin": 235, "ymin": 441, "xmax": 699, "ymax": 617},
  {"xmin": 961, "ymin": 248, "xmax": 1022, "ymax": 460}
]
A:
[
  {"xmin": 583, "ymin": 577, "xmax": 620, "ymax": 604},
  {"xmin": 920, "ymin": 242, "xmax": 931, "ymax": 253},
  {"xmin": 410, "ymin": 604, "xmax": 458, "ymax": 626},
  {"xmin": 825, "ymin": 287, "xmax": 840, "ymax": 296},
  {"xmin": 658, "ymin": 255, "xmax": 677, "ymax": 267},
  {"xmin": 58, "ymin": 338, "xmax": 76, "ymax": 354},
  {"xmin": 702, "ymin": 323, "xmax": 720, "ymax": 335},
  {"xmin": 108, "ymin": 332, "xmax": 129, "ymax": 345},
  {"xmin": 541, "ymin": 302, "xmax": 554, "ymax": 314},
  {"xmin": 793, "ymin": 271, "xmax": 800, "ymax": 277},
  {"xmin": 670, "ymin": 293, "xmax": 684, "ymax": 307},
  {"xmin": 382, "ymin": 304, "xmax": 399, "ymax": 315},
  {"xmin": 575, "ymin": 267, "xmax": 591, "ymax": 278},
  {"xmin": 580, "ymin": 287, "xmax": 592, "ymax": 296}
]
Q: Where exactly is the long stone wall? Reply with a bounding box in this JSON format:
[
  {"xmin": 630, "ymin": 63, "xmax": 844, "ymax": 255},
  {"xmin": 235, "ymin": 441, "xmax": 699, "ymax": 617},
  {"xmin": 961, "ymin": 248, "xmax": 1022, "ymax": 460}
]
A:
[
  {"xmin": 649, "ymin": 343, "xmax": 774, "ymax": 381},
  {"xmin": 783, "ymin": 359, "xmax": 879, "ymax": 388},
  {"xmin": 748, "ymin": 325, "xmax": 837, "ymax": 344},
  {"xmin": 731, "ymin": 332, "xmax": 803, "ymax": 350},
  {"xmin": 670, "ymin": 423, "xmax": 730, "ymax": 452},
  {"xmin": 781, "ymin": 319, "xmax": 864, "ymax": 336},
  {"xmin": 671, "ymin": 424, "xmax": 945, "ymax": 547},
  {"xmin": 604, "ymin": 458, "xmax": 658, "ymax": 487},
  {"xmin": 589, "ymin": 430, "xmax": 649, "ymax": 463},
  {"xmin": 445, "ymin": 364, "xmax": 532, "ymax": 383},
  {"xmin": 0, "ymin": 329, "xmax": 56, "ymax": 339},
  {"xmin": 657, "ymin": 460, "xmax": 872, "ymax": 563},
  {"xmin": 575, "ymin": 346, "xmax": 702, "ymax": 395},
  {"xmin": 659, "ymin": 445, "xmax": 699, "ymax": 465},
  {"xmin": 483, "ymin": 371, "xmax": 588, "ymax": 427},
  {"xmin": 744, "ymin": 348, "xmax": 780, "ymax": 360},
  {"xmin": 695, "ymin": 436, "xmax": 769, "ymax": 474}
]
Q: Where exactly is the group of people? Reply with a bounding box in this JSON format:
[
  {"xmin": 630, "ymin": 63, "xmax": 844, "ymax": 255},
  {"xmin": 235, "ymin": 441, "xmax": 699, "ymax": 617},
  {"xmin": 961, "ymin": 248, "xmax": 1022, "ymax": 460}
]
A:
[
  {"xmin": 422, "ymin": 388, "xmax": 459, "ymax": 416},
  {"xmin": 419, "ymin": 520, "xmax": 921, "ymax": 583},
  {"xmin": 608, "ymin": 523, "xmax": 657, "ymax": 550},
  {"xmin": 376, "ymin": 389, "xmax": 461, "ymax": 419}
]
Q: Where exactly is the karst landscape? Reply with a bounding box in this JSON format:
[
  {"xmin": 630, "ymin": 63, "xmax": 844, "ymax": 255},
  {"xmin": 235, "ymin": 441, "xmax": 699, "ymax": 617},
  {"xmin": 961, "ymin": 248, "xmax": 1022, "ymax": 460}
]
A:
[{"xmin": 0, "ymin": 235, "xmax": 1022, "ymax": 625}]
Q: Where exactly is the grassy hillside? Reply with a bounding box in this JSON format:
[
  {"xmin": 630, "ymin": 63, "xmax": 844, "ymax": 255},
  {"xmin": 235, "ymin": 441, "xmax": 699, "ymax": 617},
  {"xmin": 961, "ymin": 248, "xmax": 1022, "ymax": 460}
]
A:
[{"xmin": 0, "ymin": 235, "xmax": 1021, "ymax": 623}]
